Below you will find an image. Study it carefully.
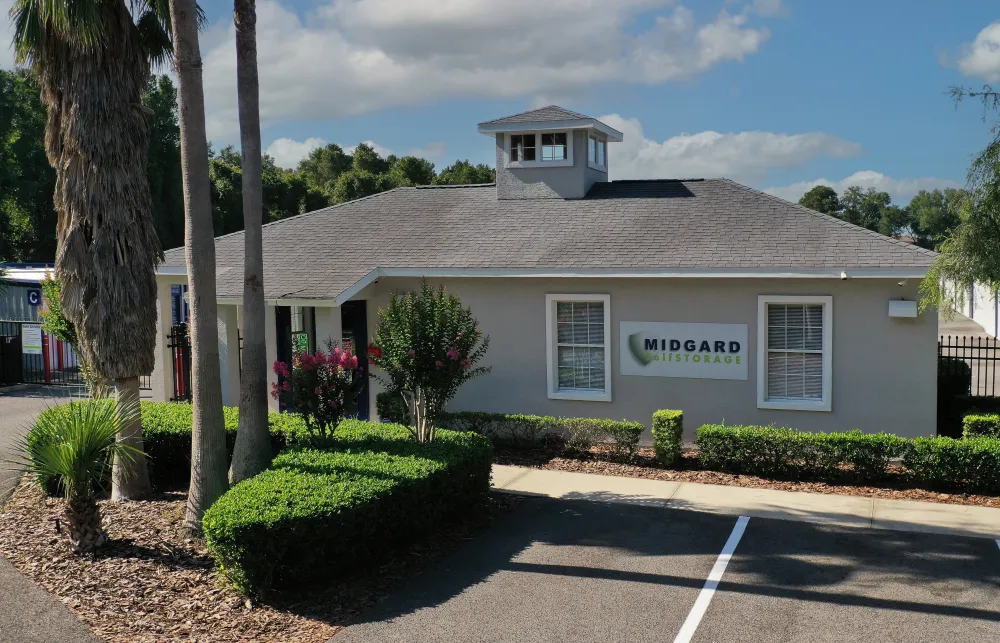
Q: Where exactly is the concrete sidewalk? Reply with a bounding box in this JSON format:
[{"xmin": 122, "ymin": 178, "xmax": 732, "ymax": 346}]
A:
[{"xmin": 492, "ymin": 465, "xmax": 1000, "ymax": 539}]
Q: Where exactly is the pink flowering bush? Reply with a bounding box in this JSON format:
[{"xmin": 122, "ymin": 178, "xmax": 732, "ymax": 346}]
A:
[
  {"xmin": 369, "ymin": 281, "xmax": 490, "ymax": 442},
  {"xmin": 271, "ymin": 345, "xmax": 363, "ymax": 446}
]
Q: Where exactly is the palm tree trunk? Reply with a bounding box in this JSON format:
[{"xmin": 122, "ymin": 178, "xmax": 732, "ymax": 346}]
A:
[
  {"xmin": 64, "ymin": 495, "xmax": 107, "ymax": 553},
  {"xmin": 229, "ymin": 0, "xmax": 271, "ymax": 484},
  {"xmin": 111, "ymin": 376, "xmax": 151, "ymax": 500},
  {"xmin": 170, "ymin": 0, "xmax": 229, "ymax": 533}
]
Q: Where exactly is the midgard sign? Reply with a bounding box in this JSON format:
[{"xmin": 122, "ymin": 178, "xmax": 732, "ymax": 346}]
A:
[{"xmin": 620, "ymin": 321, "xmax": 748, "ymax": 380}]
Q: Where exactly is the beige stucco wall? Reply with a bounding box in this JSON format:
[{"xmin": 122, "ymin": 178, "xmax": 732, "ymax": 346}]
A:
[{"xmin": 361, "ymin": 277, "xmax": 938, "ymax": 439}]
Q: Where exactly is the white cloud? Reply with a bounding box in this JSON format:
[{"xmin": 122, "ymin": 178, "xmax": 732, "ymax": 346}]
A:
[
  {"xmin": 266, "ymin": 137, "xmax": 329, "ymax": 168},
  {"xmin": 408, "ymin": 142, "xmax": 447, "ymax": 160},
  {"xmin": 957, "ymin": 21, "xmax": 1000, "ymax": 82},
  {"xmin": 764, "ymin": 171, "xmax": 963, "ymax": 205},
  {"xmin": 265, "ymin": 137, "xmax": 395, "ymax": 168},
  {"xmin": 345, "ymin": 140, "xmax": 393, "ymax": 158},
  {"xmin": 201, "ymin": 0, "xmax": 775, "ymax": 138},
  {"xmin": 601, "ymin": 114, "xmax": 863, "ymax": 184}
]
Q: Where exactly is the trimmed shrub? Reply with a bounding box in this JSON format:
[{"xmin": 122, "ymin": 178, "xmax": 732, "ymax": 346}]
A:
[
  {"xmin": 651, "ymin": 410, "xmax": 684, "ymax": 465},
  {"xmin": 902, "ymin": 436, "xmax": 1000, "ymax": 494},
  {"xmin": 437, "ymin": 411, "xmax": 553, "ymax": 447},
  {"xmin": 962, "ymin": 413, "xmax": 1000, "ymax": 438},
  {"xmin": 33, "ymin": 402, "xmax": 307, "ymax": 490},
  {"xmin": 696, "ymin": 425, "xmax": 907, "ymax": 482},
  {"xmin": 202, "ymin": 420, "xmax": 492, "ymax": 596},
  {"xmin": 602, "ymin": 420, "xmax": 645, "ymax": 458},
  {"xmin": 938, "ymin": 395, "xmax": 1000, "ymax": 438},
  {"xmin": 938, "ymin": 357, "xmax": 972, "ymax": 398},
  {"xmin": 563, "ymin": 418, "xmax": 612, "ymax": 453}
]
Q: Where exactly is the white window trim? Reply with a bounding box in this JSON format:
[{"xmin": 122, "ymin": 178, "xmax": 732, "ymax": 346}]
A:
[
  {"xmin": 587, "ymin": 135, "xmax": 607, "ymax": 172},
  {"xmin": 756, "ymin": 295, "xmax": 833, "ymax": 412},
  {"xmin": 545, "ymin": 293, "xmax": 612, "ymax": 402},
  {"xmin": 506, "ymin": 132, "xmax": 574, "ymax": 169}
]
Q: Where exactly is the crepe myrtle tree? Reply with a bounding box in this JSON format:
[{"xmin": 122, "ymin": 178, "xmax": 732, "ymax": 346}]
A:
[{"xmin": 369, "ymin": 281, "xmax": 490, "ymax": 442}]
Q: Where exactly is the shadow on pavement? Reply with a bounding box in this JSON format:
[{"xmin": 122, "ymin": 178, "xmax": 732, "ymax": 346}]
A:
[{"xmin": 338, "ymin": 493, "xmax": 1000, "ymax": 640}]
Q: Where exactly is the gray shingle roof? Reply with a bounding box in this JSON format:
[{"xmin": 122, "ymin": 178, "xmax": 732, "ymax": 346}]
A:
[
  {"xmin": 478, "ymin": 105, "xmax": 592, "ymax": 126},
  {"xmin": 161, "ymin": 178, "xmax": 937, "ymax": 301}
]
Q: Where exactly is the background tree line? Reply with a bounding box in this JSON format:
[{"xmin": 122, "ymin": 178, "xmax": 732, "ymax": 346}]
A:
[
  {"xmin": 0, "ymin": 69, "xmax": 495, "ymax": 261},
  {"xmin": 798, "ymin": 183, "xmax": 967, "ymax": 251}
]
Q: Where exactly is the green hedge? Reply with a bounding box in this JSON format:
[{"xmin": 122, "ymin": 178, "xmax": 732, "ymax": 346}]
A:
[
  {"xmin": 902, "ymin": 436, "xmax": 1000, "ymax": 494},
  {"xmin": 437, "ymin": 412, "xmax": 644, "ymax": 456},
  {"xmin": 651, "ymin": 410, "xmax": 684, "ymax": 465},
  {"xmin": 962, "ymin": 413, "xmax": 1000, "ymax": 438},
  {"xmin": 375, "ymin": 390, "xmax": 411, "ymax": 425},
  {"xmin": 696, "ymin": 424, "xmax": 908, "ymax": 482},
  {"xmin": 202, "ymin": 420, "xmax": 492, "ymax": 596},
  {"xmin": 34, "ymin": 401, "xmax": 307, "ymax": 490}
]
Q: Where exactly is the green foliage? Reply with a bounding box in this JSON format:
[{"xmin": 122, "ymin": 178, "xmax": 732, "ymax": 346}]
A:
[
  {"xmin": 651, "ymin": 410, "xmax": 684, "ymax": 465},
  {"xmin": 437, "ymin": 411, "xmax": 553, "ymax": 447},
  {"xmin": 144, "ymin": 75, "xmax": 185, "ymax": 251},
  {"xmin": 938, "ymin": 357, "xmax": 972, "ymax": 398},
  {"xmin": 696, "ymin": 425, "xmax": 908, "ymax": 482},
  {"xmin": 375, "ymin": 390, "xmax": 411, "ymax": 425},
  {"xmin": 38, "ymin": 275, "xmax": 76, "ymax": 346},
  {"xmin": 962, "ymin": 413, "xmax": 1000, "ymax": 438},
  {"xmin": 433, "ymin": 160, "xmax": 496, "ymax": 185},
  {"xmin": 0, "ymin": 69, "xmax": 56, "ymax": 262},
  {"xmin": 921, "ymin": 86, "xmax": 1000, "ymax": 314},
  {"xmin": 902, "ymin": 436, "xmax": 1000, "ymax": 494},
  {"xmin": 33, "ymin": 401, "xmax": 306, "ymax": 490},
  {"xmin": 391, "ymin": 156, "xmax": 436, "ymax": 186},
  {"xmin": 331, "ymin": 168, "xmax": 383, "ymax": 203},
  {"xmin": 908, "ymin": 188, "xmax": 968, "ymax": 250},
  {"xmin": 202, "ymin": 420, "xmax": 493, "ymax": 596},
  {"xmin": 798, "ymin": 185, "xmax": 839, "ymax": 215},
  {"xmin": 16, "ymin": 398, "xmax": 141, "ymax": 501},
  {"xmin": 369, "ymin": 281, "xmax": 490, "ymax": 441},
  {"xmin": 351, "ymin": 142, "xmax": 389, "ymax": 174},
  {"xmin": 561, "ymin": 417, "xmax": 643, "ymax": 457}
]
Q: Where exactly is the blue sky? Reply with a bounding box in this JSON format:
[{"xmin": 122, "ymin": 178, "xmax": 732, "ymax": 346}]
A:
[{"xmin": 3, "ymin": 0, "xmax": 998, "ymax": 203}]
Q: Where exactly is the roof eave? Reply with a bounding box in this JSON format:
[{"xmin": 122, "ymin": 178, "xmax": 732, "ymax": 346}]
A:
[{"xmin": 476, "ymin": 118, "xmax": 624, "ymax": 142}]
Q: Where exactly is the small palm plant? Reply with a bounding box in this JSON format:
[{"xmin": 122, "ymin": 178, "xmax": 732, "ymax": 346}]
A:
[{"xmin": 14, "ymin": 400, "xmax": 143, "ymax": 553}]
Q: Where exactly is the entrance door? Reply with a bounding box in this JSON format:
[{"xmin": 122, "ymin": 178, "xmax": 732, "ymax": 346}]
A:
[{"xmin": 340, "ymin": 301, "xmax": 370, "ymax": 421}]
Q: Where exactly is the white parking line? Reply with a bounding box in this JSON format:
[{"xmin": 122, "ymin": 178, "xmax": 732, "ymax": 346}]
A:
[{"xmin": 673, "ymin": 515, "xmax": 750, "ymax": 643}]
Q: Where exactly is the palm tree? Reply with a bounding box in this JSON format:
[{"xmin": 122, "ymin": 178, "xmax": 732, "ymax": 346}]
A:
[
  {"xmin": 169, "ymin": 0, "xmax": 229, "ymax": 532},
  {"xmin": 228, "ymin": 0, "xmax": 271, "ymax": 484},
  {"xmin": 15, "ymin": 399, "xmax": 142, "ymax": 553},
  {"xmin": 10, "ymin": 0, "xmax": 176, "ymax": 500}
]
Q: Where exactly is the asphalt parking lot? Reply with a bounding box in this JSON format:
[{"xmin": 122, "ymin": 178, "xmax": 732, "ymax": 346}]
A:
[{"xmin": 335, "ymin": 497, "xmax": 1000, "ymax": 643}]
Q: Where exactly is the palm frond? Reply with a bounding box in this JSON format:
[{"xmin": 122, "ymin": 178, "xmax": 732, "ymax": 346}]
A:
[
  {"xmin": 135, "ymin": 9, "xmax": 173, "ymax": 69},
  {"xmin": 12, "ymin": 0, "xmax": 109, "ymax": 59},
  {"xmin": 11, "ymin": 399, "xmax": 144, "ymax": 501}
]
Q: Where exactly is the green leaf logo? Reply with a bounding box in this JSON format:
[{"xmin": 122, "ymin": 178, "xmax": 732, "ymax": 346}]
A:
[{"xmin": 628, "ymin": 333, "xmax": 652, "ymax": 366}]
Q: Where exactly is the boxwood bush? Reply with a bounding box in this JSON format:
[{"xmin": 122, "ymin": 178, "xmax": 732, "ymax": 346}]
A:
[
  {"xmin": 651, "ymin": 410, "xmax": 684, "ymax": 465},
  {"xmin": 33, "ymin": 401, "xmax": 307, "ymax": 490},
  {"xmin": 202, "ymin": 420, "xmax": 492, "ymax": 596},
  {"xmin": 696, "ymin": 424, "xmax": 908, "ymax": 482},
  {"xmin": 902, "ymin": 436, "xmax": 1000, "ymax": 494},
  {"xmin": 962, "ymin": 413, "xmax": 1000, "ymax": 439},
  {"xmin": 437, "ymin": 412, "xmax": 644, "ymax": 456}
]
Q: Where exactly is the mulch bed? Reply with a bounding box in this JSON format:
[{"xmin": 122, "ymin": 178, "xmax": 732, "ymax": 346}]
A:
[
  {"xmin": 495, "ymin": 443, "xmax": 1000, "ymax": 508},
  {"xmin": 0, "ymin": 482, "xmax": 519, "ymax": 643}
]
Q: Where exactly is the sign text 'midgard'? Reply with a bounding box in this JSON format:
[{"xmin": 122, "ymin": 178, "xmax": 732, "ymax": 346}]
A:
[{"xmin": 620, "ymin": 321, "xmax": 749, "ymax": 381}]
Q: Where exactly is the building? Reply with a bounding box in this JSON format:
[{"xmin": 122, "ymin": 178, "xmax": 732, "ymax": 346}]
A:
[
  {"xmin": 153, "ymin": 106, "xmax": 939, "ymax": 438},
  {"xmin": 0, "ymin": 264, "xmax": 82, "ymax": 386}
]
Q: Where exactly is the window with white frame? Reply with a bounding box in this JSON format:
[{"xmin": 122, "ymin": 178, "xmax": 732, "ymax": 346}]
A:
[
  {"xmin": 546, "ymin": 294, "xmax": 611, "ymax": 401},
  {"xmin": 541, "ymin": 133, "xmax": 568, "ymax": 160},
  {"xmin": 588, "ymin": 134, "xmax": 606, "ymax": 170},
  {"xmin": 757, "ymin": 295, "xmax": 832, "ymax": 411},
  {"xmin": 510, "ymin": 134, "xmax": 535, "ymax": 162}
]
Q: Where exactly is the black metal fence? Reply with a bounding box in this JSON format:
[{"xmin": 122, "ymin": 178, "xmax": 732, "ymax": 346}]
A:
[
  {"xmin": 938, "ymin": 335, "xmax": 1000, "ymax": 397},
  {"xmin": 168, "ymin": 324, "xmax": 192, "ymax": 401},
  {"xmin": 0, "ymin": 321, "xmax": 85, "ymax": 387}
]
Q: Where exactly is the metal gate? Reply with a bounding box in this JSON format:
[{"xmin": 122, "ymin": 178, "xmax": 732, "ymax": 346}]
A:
[
  {"xmin": 0, "ymin": 321, "xmax": 85, "ymax": 387},
  {"xmin": 168, "ymin": 324, "xmax": 192, "ymax": 401}
]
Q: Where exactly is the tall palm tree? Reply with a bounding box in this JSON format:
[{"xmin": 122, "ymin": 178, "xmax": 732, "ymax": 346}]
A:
[
  {"xmin": 228, "ymin": 0, "xmax": 271, "ymax": 484},
  {"xmin": 169, "ymin": 0, "xmax": 229, "ymax": 532},
  {"xmin": 10, "ymin": 0, "xmax": 176, "ymax": 499}
]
